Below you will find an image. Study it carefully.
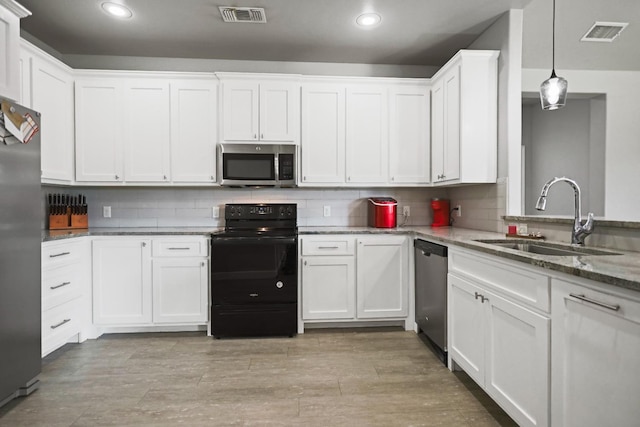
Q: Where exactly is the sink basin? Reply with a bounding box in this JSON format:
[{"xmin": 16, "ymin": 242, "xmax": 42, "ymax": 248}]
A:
[{"xmin": 474, "ymin": 239, "xmax": 622, "ymax": 256}]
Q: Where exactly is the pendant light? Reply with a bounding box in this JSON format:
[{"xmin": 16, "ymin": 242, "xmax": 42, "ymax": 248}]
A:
[{"xmin": 540, "ymin": 0, "xmax": 568, "ymax": 110}]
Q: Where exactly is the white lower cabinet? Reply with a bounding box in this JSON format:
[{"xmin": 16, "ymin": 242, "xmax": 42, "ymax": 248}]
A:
[
  {"xmin": 92, "ymin": 236, "xmax": 209, "ymax": 327},
  {"xmin": 92, "ymin": 238, "xmax": 153, "ymax": 325},
  {"xmin": 302, "ymin": 256, "xmax": 355, "ymax": 320},
  {"xmin": 152, "ymin": 257, "xmax": 209, "ymax": 324},
  {"xmin": 300, "ymin": 235, "xmax": 409, "ymax": 326},
  {"xmin": 356, "ymin": 236, "xmax": 409, "ymax": 318},
  {"xmin": 448, "ymin": 248, "xmax": 550, "ymax": 427},
  {"xmin": 41, "ymin": 238, "xmax": 91, "ymax": 357},
  {"xmin": 551, "ymin": 277, "xmax": 640, "ymax": 427}
]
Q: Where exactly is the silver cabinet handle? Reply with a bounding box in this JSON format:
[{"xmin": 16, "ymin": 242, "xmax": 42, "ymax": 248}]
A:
[
  {"xmin": 304, "ymin": 260, "xmax": 307, "ymax": 266},
  {"xmin": 50, "ymin": 281, "xmax": 71, "ymax": 290},
  {"xmin": 318, "ymin": 246, "xmax": 339, "ymax": 249},
  {"xmin": 569, "ymin": 293, "xmax": 620, "ymax": 311},
  {"xmin": 51, "ymin": 318, "xmax": 71, "ymax": 329},
  {"xmin": 249, "ymin": 293, "xmax": 259, "ymax": 297},
  {"xmin": 50, "ymin": 252, "xmax": 70, "ymax": 258},
  {"xmin": 168, "ymin": 247, "xmax": 190, "ymax": 250},
  {"xmin": 474, "ymin": 292, "xmax": 488, "ymax": 303}
]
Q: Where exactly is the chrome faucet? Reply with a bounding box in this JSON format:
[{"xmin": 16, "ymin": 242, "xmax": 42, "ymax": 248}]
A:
[{"xmin": 535, "ymin": 177, "xmax": 594, "ymax": 245}]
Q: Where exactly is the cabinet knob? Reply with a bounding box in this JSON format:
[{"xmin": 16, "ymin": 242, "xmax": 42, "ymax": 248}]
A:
[
  {"xmin": 304, "ymin": 260, "xmax": 307, "ymax": 266},
  {"xmin": 142, "ymin": 242, "xmax": 147, "ymax": 247},
  {"xmin": 254, "ymin": 134, "xmax": 257, "ymax": 139},
  {"xmin": 348, "ymin": 176, "xmax": 351, "ymax": 181},
  {"xmin": 391, "ymin": 176, "xmax": 395, "ymax": 181},
  {"xmin": 163, "ymin": 175, "xmax": 167, "ymax": 180},
  {"xmin": 303, "ymin": 176, "xmax": 306, "ymax": 181},
  {"xmin": 115, "ymin": 175, "xmax": 120, "ymax": 180},
  {"xmin": 261, "ymin": 133, "xmax": 264, "ymax": 139},
  {"xmin": 201, "ymin": 261, "xmax": 205, "ymax": 267},
  {"xmin": 210, "ymin": 176, "xmax": 214, "ymax": 181}
]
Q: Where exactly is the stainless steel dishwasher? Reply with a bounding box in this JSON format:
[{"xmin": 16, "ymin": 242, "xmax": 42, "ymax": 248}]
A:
[{"xmin": 414, "ymin": 239, "xmax": 448, "ymax": 363}]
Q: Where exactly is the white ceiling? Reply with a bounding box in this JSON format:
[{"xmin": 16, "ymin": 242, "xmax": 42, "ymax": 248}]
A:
[{"xmin": 15, "ymin": 0, "xmax": 640, "ymax": 71}]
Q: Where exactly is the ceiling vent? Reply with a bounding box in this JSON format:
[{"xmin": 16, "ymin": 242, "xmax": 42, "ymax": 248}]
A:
[
  {"xmin": 219, "ymin": 7, "xmax": 266, "ymax": 23},
  {"xmin": 581, "ymin": 22, "xmax": 628, "ymax": 42}
]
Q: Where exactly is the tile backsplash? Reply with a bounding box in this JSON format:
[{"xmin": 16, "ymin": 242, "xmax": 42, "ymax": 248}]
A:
[
  {"xmin": 43, "ymin": 186, "xmax": 450, "ymax": 228},
  {"xmin": 448, "ymin": 178, "xmax": 507, "ymax": 233}
]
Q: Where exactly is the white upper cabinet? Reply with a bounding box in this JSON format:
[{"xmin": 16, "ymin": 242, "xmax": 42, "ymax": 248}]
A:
[
  {"xmin": 431, "ymin": 50, "xmax": 499, "ymax": 184},
  {"xmin": 170, "ymin": 80, "xmax": 217, "ymax": 183},
  {"xmin": 75, "ymin": 78, "xmax": 124, "ymax": 182},
  {"xmin": 300, "ymin": 77, "xmax": 430, "ymax": 187},
  {"xmin": 123, "ymin": 79, "xmax": 171, "ymax": 182},
  {"xmin": 219, "ymin": 74, "xmax": 299, "ymax": 144},
  {"xmin": 389, "ymin": 85, "xmax": 430, "ymax": 184},
  {"xmin": 75, "ymin": 72, "xmax": 218, "ymax": 185},
  {"xmin": 20, "ymin": 40, "xmax": 74, "ymax": 183},
  {"xmin": 300, "ymin": 83, "xmax": 345, "ymax": 184},
  {"xmin": 0, "ymin": 1, "xmax": 29, "ymax": 101},
  {"xmin": 345, "ymin": 84, "xmax": 389, "ymax": 184}
]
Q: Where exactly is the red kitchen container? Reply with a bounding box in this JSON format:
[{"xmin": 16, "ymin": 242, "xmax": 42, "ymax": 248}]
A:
[
  {"xmin": 368, "ymin": 198, "xmax": 397, "ymax": 228},
  {"xmin": 431, "ymin": 198, "xmax": 450, "ymax": 227}
]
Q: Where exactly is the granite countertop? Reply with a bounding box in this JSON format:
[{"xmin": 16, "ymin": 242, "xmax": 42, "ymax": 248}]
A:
[
  {"xmin": 43, "ymin": 225, "xmax": 640, "ymax": 293},
  {"xmin": 42, "ymin": 227, "xmax": 223, "ymax": 242},
  {"xmin": 299, "ymin": 226, "xmax": 640, "ymax": 293}
]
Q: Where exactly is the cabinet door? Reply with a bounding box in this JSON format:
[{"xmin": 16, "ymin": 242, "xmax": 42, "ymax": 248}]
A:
[
  {"xmin": 302, "ymin": 256, "xmax": 355, "ymax": 320},
  {"xmin": 431, "ymin": 79, "xmax": 444, "ymax": 182},
  {"xmin": 300, "ymin": 83, "xmax": 345, "ymax": 184},
  {"xmin": 170, "ymin": 80, "xmax": 217, "ymax": 182},
  {"xmin": 552, "ymin": 280, "xmax": 640, "ymax": 427},
  {"xmin": 32, "ymin": 56, "xmax": 74, "ymax": 182},
  {"xmin": 123, "ymin": 80, "xmax": 171, "ymax": 182},
  {"xmin": 356, "ymin": 236, "xmax": 408, "ymax": 318},
  {"xmin": 92, "ymin": 239, "xmax": 152, "ymax": 325},
  {"xmin": 345, "ymin": 85, "xmax": 388, "ymax": 184},
  {"xmin": 485, "ymin": 291, "xmax": 550, "ymax": 427},
  {"xmin": 75, "ymin": 79, "xmax": 124, "ymax": 182},
  {"xmin": 222, "ymin": 81, "xmax": 259, "ymax": 141},
  {"xmin": 259, "ymin": 81, "xmax": 296, "ymax": 141},
  {"xmin": 443, "ymin": 66, "xmax": 460, "ymax": 182},
  {"xmin": 448, "ymin": 273, "xmax": 485, "ymax": 385},
  {"xmin": 152, "ymin": 258, "xmax": 209, "ymax": 324},
  {"xmin": 0, "ymin": 5, "xmax": 20, "ymax": 101},
  {"xmin": 389, "ymin": 86, "xmax": 430, "ymax": 184}
]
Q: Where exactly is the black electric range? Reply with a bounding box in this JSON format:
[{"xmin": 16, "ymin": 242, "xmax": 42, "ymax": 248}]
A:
[{"xmin": 210, "ymin": 203, "xmax": 297, "ymax": 338}]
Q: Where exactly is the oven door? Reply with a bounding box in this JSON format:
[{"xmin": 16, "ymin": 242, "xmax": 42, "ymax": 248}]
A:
[{"xmin": 210, "ymin": 236, "xmax": 297, "ymax": 305}]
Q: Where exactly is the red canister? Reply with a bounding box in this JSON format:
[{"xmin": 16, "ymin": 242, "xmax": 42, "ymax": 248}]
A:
[
  {"xmin": 431, "ymin": 198, "xmax": 450, "ymax": 227},
  {"xmin": 368, "ymin": 198, "xmax": 397, "ymax": 228}
]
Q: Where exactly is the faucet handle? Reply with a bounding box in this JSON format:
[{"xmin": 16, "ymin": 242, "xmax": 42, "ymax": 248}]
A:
[{"xmin": 583, "ymin": 212, "xmax": 595, "ymax": 230}]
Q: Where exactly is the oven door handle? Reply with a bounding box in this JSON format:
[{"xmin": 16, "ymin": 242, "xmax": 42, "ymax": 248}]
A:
[{"xmin": 211, "ymin": 236, "xmax": 297, "ymax": 245}]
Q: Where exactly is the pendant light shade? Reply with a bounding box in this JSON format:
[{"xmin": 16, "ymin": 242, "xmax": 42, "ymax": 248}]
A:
[
  {"xmin": 540, "ymin": 0, "xmax": 568, "ymax": 110},
  {"xmin": 540, "ymin": 70, "xmax": 568, "ymax": 110}
]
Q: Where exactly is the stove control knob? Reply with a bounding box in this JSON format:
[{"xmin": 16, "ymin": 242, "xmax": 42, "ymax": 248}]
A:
[
  {"xmin": 275, "ymin": 281, "xmax": 284, "ymax": 289},
  {"xmin": 229, "ymin": 206, "xmax": 236, "ymax": 216},
  {"xmin": 237, "ymin": 206, "xmax": 244, "ymax": 216},
  {"xmin": 287, "ymin": 206, "xmax": 293, "ymax": 216}
]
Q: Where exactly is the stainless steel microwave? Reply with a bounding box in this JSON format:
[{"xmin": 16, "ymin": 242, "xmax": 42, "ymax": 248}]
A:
[{"xmin": 218, "ymin": 143, "xmax": 296, "ymax": 187}]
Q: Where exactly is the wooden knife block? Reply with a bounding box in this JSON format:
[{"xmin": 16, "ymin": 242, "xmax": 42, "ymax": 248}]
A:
[{"xmin": 49, "ymin": 208, "xmax": 89, "ymax": 230}]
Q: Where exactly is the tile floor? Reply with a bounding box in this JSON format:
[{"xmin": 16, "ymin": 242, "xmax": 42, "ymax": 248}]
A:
[{"xmin": 0, "ymin": 328, "xmax": 517, "ymax": 426}]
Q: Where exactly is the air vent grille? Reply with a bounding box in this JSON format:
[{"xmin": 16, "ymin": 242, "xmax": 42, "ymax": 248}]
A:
[
  {"xmin": 581, "ymin": 22, "xmax": 628, "ymax": 42},
  {"xmin": 219, "ymin": 7, "xmax": 266, "ymax": 23}
]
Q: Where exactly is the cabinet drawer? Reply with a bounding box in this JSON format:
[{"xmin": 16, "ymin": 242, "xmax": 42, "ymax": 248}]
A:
[
  {"xmin": 152, "ymin": 238, "xmax": 209, "ymax": 257},
  {"xmin": 42, "ymin": 264, "xmax": 82, "ymax": 311},
  {"xmin": 42, "ymin": 240, "xmax": 82, "ymax": 269},
  {"xmin": 450, "ymin": 248, "xmax": 551, "ymax": 312},
  {"xmin": 301, "ymin": 236, "xmax": 355, "ymax": 256},
  {"xmin": 42, "ymin": 297, "xmax": 81, "ymax": 356}
]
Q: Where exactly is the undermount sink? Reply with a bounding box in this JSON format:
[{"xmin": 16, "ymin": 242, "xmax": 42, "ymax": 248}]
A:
[{"xmin": 474, "ymin": 239, "xmax": 622, "ymax": 257}]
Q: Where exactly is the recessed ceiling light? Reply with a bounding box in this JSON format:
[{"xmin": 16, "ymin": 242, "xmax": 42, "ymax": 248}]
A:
[
  {"xmin": 101, "ymin": 2, "xmax": 133, "ymax": 19},
  {"xmin": 356, "ymin": 13, "xmax": 381, "ymax": 27}
]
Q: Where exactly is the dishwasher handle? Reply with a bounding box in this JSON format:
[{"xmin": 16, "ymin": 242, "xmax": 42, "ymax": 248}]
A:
[{"xmin": 414, "ymin": 239, "xmax": 448, "ymax": 257}]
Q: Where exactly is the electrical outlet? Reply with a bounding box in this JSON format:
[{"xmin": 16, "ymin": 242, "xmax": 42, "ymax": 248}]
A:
[
  {"xmin": 456, "ymin": 205, "xmax": 462, "ymax": 217},
  {"xmin": 103, "ymin": 206, "xmax": 111, "ymax": 218},
  {"xmin": 212, "ymin": 206, "xmax": 220, "ymax": 218},
  {"xmin": 323, "ymin": 205, "xmax": 331, "ymax": 217},
  {"xmin": 402, "ymin": 206, "xmax": 411, "ymax": 217}
]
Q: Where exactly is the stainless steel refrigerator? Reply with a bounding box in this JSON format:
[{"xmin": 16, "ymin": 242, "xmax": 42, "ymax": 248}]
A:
[{"xmin": 0, "ymin": 97, "xmax": 41, "ymax": 407}]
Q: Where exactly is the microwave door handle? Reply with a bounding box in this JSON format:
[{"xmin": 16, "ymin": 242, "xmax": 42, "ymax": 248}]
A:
[{"xmin": 274, "ymin": 153, "xmax": 279, "ymax": 183}]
